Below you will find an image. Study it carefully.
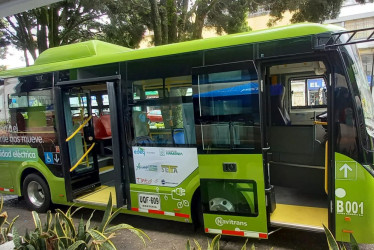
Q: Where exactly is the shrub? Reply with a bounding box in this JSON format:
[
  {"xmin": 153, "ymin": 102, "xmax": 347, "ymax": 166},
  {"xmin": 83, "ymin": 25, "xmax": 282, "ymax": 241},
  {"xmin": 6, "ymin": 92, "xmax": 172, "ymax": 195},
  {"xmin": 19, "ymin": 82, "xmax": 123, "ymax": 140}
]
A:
[
  {"xmin": 0, "ymin": 196, "xmax": 19, "ymax": 244},
  {"xmin": 186, "ymin": 235, "xmax": 252, "ymax": 250},
  {"xmin": 323, "ymin": 224, "xmax": 359, "ymax": 250},
  {"xmin": 13, "ymin": 194, "xmax": 149, "ymax": 249}
]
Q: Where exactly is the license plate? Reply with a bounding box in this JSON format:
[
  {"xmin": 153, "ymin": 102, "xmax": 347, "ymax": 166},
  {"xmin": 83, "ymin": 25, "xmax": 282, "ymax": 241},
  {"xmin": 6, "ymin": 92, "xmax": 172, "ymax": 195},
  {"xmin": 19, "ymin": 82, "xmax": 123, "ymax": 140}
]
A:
[{"xmin": 138, "ymin": 193, "xmax": 161, "ymax": 210}]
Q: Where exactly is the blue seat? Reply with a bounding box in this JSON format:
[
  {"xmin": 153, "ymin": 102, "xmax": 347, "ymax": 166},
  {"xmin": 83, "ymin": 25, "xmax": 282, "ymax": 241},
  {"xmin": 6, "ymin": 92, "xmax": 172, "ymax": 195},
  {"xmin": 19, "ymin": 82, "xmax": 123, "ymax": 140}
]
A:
[{"xmin": 173, "ymin": 130, "xmax": 185, "ymax": 144}]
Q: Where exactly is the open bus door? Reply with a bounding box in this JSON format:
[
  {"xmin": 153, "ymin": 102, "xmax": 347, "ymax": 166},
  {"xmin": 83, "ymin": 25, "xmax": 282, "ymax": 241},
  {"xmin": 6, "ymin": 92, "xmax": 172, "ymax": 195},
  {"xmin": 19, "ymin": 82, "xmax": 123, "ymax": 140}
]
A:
[
  {"xmin": 57, "ymin": 86, "xmax": 101, "ymax": 199},
  {"xmin": 258, "ymin": 58, "xmax": 334, "ymax": 232},
  {"xmin": 55, "ymin": 77, "xmax": 127, "ymax": 207},
  {"xmin": 192, "ymin": 61, "xmax": 269, "ymax": 238}
]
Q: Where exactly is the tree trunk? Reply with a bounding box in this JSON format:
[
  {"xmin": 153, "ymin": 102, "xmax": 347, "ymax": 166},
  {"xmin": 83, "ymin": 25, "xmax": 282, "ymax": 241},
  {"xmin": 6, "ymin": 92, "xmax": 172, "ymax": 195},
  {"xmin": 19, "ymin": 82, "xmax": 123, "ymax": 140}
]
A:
[
  {"xmin": 23, "ymin": 49, "xmax": 30, "ymax": 67},
  {"xmin": 160, "ymin": 0, "xmax": 168, "ymax": 44},
  {"xmin": 192, "ymin": 11, "xmax": 206, "ymax": 40},
  {"xmin": 178, "ymin": 0, "xmax": 189, "ymax": 41},
  {"xmin": 35, "ymin": 8, "xmax": 48, "ymax": 53},
  {"xmin": 167, "ymin": 0, "xmax": 178, "ymax": 43},
  {"xmin": 149, "ymin": 0, "xmax": 163, "ymax": 46},
  {"xmin": 192, "ymin": 0, "xmax": 220, "ymax": 40},
  {"xmin": 48, "ymin": 7, "xmax": 60, "ymax": 48},
  {"xmin": 13, "ymin": 14, "xmax": 37, "ymax": 61}
]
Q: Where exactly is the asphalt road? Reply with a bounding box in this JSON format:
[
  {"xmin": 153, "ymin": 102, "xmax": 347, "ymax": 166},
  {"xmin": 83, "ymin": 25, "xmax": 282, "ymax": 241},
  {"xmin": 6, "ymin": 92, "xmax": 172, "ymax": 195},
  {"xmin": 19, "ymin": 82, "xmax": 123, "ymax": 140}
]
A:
[{"xmin": 2, "ymin": 195, "xmax": 373, "ymax": 250}]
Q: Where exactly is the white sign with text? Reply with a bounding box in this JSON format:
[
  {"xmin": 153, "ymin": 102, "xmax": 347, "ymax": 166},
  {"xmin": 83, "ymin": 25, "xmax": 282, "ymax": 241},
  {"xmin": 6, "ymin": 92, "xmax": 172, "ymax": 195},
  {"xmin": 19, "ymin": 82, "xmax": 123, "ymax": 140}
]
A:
[{"xmin": 133, "ymin": 146, "xmax": 198, "ymax": 187}]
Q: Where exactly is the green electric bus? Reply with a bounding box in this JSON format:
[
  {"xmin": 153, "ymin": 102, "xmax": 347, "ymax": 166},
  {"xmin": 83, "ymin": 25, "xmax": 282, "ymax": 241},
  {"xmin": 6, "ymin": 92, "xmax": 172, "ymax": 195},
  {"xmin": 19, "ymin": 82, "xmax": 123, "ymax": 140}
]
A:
[{"xmin": 0, "ymin": 23, "xmax": 374, "ymax": 243}]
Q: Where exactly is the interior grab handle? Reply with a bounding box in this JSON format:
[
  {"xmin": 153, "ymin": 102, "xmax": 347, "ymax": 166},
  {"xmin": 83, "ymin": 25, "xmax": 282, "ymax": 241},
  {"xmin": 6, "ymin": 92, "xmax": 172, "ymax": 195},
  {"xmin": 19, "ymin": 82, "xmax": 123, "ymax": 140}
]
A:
[
  {"xmin": 66, "ymin": 115, "xmax": 92, "ymax": 142},
  {"xmin": 70, "ymin": 142, "xmax": 96, "ymax": 172}
]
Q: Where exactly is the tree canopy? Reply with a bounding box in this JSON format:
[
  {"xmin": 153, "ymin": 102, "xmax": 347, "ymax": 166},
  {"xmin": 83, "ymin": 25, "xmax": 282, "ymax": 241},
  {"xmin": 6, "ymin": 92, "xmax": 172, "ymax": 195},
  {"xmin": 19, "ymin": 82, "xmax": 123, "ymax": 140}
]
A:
[
  {"xmin": 263, "ymin": 0, "xmax": 373, "ymax": 25},
  {"xmin": 0, "ymin": 19, "xmax": 8, "ymax": 71},
  {"xmin": 0, "ymin": 0, "xmax": 371, "ymax": 67}
]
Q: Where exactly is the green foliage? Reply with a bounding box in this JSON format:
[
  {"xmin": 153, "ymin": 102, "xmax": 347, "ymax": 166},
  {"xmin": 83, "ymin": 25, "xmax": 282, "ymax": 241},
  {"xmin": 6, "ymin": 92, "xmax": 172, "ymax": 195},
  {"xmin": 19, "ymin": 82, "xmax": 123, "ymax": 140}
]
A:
[
  {"xmin": 262, "ymin": 0, "xmax": 373, "ymax": 26},
  {"xmin": 323, "ymin": 224, "xmax": 360, "ymax": 250},
  {"xmin": 100, "ymin": 0, "xmax": 147, "ymax": 49},
  {"xmin": 0, "ymin": 196, "xmax": 19, "ymax": 245},
  {"xmin": 0, "ymin": 0, "xmax": 371, "ymax": 66},
  {"xmin": 1, "ymin": 0, "xmax": 105, "ymax": 65},
  {"xmin": 13, "ymin": 194, "xmax": 149, "ymax": 249},
  {"xmin": 0, "ymin": 19, "xmax": 7, "ymax": 71},
  {"xmin": 187, "ymin": 235, "xmax": 252, "ymax": 250},
  {"xmin": 207, "ymin": 0, "xmax": 252, "ymax": 35}
]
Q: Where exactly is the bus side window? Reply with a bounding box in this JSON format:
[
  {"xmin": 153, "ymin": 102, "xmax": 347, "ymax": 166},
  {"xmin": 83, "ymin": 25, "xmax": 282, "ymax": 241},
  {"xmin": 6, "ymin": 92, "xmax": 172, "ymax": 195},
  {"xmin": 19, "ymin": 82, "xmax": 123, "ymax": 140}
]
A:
[
  {"xmin": 194, "ymin": 67, "xmax": 261, "ymax": 151},
  {"xmin": 131, "ymin": 76, "xmax": 195, "ymax": 146}
]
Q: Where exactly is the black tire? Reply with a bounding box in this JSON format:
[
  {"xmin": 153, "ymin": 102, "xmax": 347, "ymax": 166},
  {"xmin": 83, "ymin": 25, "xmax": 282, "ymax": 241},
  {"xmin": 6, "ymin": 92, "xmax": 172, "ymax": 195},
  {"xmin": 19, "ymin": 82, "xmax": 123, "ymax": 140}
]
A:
[{"xmin": 23, "ymin": 173, "xmax": 51, "ymax": 213}]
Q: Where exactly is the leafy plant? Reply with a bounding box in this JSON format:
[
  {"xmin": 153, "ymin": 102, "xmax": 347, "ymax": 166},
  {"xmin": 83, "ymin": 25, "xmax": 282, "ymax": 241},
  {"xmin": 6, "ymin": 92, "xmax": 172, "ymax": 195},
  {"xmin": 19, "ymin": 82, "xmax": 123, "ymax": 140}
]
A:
[
  {"xmin": 186, "ymin": 235, "xmax": 251, "ymax": 250},
  {"xmin": 0, "ymin": 196, "xmax": 19, "ymax": 244},
  {"xmin": 13, "ymin": 193, "xmax": 149, "ymax": 249},
  {"xmin": 323, "ymin": 224, "xmax": 360, "ymax": 250}
]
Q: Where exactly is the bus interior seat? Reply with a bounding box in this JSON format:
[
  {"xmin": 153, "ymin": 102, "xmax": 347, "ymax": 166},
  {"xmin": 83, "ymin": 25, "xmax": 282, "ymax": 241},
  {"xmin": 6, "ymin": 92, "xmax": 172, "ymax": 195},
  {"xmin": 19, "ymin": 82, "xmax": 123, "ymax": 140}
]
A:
[
  {"xmin": 93, "ymin": 116, "xmax": 111, "ymax": 140},
  {"xmin": 173, "ymin": 129, "xmax": 185, "ymax": 144},
  {"xmin": 93, "ymin": 115, "xmax": 112, "ymax": 155},
  {"xmin": 100, "ymin": 114, "xmax": 112, "ymax": 136},
  {"xmin": 270, "ymin": 84, "xmax": 290, "ymax": 125}
]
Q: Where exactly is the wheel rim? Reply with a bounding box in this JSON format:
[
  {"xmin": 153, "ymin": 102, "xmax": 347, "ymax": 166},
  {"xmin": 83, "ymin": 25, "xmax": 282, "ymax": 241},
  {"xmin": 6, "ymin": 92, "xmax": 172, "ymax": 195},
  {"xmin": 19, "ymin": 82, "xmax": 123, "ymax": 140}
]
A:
[
  {"xmin": 27, "ymin": 181, "xmax": 45, "ymax": 207},
  {"xmin": 209, "ymin": 197, "xmax": 235, "ymax": 212}
]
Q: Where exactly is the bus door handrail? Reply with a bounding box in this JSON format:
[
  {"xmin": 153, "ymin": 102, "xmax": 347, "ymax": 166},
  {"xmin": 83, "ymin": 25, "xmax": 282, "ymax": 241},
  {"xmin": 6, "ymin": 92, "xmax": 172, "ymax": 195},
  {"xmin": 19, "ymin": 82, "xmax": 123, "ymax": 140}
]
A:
[
  {"xmin": 66, "ymin": 115, "xmax": 92, "ymax": 142},
  {"xmin": 70, "ymin": 142, "xmax": 96, "ymax": 172}
]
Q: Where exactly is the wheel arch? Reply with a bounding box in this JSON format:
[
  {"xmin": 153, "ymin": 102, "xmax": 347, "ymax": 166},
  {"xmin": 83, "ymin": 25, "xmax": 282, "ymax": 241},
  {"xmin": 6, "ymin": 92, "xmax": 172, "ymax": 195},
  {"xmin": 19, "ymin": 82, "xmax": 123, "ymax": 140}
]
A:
[
  {"xmin": 16, "ymin": 161, "xmax": 67, "ymax": 205},
  {"xmin": 20, "ymin": 167, "xmax": 49, "ymax": 197}
]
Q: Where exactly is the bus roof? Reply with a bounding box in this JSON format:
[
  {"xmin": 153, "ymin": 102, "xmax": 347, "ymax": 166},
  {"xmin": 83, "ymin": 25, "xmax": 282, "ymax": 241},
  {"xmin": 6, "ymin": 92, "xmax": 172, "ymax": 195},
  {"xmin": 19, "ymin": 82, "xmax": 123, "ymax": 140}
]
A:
[{"xmin": 0, "ymin": 23, "xmax": 343, "ymax": 78}]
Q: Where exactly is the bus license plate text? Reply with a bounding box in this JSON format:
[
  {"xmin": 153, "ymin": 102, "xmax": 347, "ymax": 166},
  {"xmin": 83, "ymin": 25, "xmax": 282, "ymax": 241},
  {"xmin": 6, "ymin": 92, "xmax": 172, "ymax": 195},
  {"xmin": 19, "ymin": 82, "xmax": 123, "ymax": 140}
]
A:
[{"xmin": 138, "ymin": 193, "xmax": 161, "ymax": 210}]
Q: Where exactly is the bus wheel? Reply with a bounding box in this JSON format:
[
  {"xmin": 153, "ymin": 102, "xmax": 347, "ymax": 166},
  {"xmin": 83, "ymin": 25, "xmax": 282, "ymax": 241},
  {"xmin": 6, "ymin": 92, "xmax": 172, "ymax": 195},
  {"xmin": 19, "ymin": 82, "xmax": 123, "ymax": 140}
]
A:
[
  {"xmin": 209, "ymin": 197, "xmax": 235, "ymax": 212},
  {"xmin": 23, "ymin": 174, "xmax": 51, "ymax": 213},
  {"xmin": 209, "ymin": 189, "xmax": 250, "ymax": 214}
]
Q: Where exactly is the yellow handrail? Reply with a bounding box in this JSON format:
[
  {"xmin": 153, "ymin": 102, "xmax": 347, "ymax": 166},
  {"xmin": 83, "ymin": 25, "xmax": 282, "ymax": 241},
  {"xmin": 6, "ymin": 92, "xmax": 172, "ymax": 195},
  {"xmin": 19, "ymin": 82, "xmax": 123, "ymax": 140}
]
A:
[
  {"xmin": 70, "ymin": 142, "xmax": 96, "ymax": 172},
  {"xmin": 314, "ymin": 121, "xmax": 328, "ymax": 126},
  {"xmin": 65, "ymin": 115, "xmax": 92, "ymax": 142},
  {"xmin": 325, "ymin": 141, "xmax": 328, "ymax": 194}
]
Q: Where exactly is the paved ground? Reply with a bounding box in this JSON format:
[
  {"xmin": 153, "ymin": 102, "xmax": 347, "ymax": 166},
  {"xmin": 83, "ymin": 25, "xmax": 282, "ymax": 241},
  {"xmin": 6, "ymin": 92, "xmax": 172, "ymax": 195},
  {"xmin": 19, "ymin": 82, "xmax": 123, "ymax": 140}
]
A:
[{"xmin": 2, "ymin": 195, "xmax": 374, "ymax": 250}]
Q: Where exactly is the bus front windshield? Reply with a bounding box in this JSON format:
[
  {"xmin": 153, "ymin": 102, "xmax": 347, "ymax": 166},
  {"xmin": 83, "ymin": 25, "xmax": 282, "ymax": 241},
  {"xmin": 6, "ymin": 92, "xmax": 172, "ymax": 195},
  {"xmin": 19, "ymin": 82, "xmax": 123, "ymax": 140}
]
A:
[{"xmin": 345, "ymin": 44, "xmax": 374, "ymax": 143}]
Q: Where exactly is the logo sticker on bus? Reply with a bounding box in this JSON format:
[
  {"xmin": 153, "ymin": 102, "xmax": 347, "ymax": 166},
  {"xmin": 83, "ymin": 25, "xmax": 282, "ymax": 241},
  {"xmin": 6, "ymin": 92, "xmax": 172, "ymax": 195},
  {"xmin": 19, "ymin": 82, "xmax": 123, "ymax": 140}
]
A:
[
  {"xmin": 133, "ymin": 147, "xmax": 146, "ymax": 156},
  {"xmin": 161, "ymin": 165, "xmax": 178, "ymax": 173},
  {"xmin": 138, "ymin": 193, "xmax": 161, "ymax": 210},
  {"xmin": 215, "ymin": 217, "xmax": 248, "ymax": 227}
]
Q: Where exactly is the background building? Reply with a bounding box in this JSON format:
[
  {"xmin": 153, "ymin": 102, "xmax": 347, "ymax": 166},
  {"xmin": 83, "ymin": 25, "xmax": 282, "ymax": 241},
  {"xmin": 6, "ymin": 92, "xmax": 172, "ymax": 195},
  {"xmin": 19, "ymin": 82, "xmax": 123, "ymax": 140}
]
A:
[{"xmin": 324, "ymin": 0, "xmax": 374, "ymax": 83}]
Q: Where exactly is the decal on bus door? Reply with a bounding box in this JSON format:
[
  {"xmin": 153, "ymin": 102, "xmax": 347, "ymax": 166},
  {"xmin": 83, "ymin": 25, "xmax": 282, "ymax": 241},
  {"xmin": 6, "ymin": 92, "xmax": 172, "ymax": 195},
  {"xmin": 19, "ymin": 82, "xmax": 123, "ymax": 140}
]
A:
[
  {"xmin": 132, "ymin": 146, "xmax": 198, "ymax": 187},
  {"xmin": 336, "ymin": 188, "xmax": 364, "ymax": 216}
]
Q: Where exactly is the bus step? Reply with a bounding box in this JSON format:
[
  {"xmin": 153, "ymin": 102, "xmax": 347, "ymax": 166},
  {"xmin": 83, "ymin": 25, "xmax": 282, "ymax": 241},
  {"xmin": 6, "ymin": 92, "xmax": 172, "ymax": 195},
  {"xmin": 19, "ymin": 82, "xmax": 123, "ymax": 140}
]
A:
[
  {"xmin": 270, "ymin": 204, "xmax": 327, "ymax": 232},
  {"xmin": 72, "ymin": 181, "xmax": 101, "ymax": 198},
  {"xmin": 73, "ymin": 185, "xmax": 122, "ymax": 208}
]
